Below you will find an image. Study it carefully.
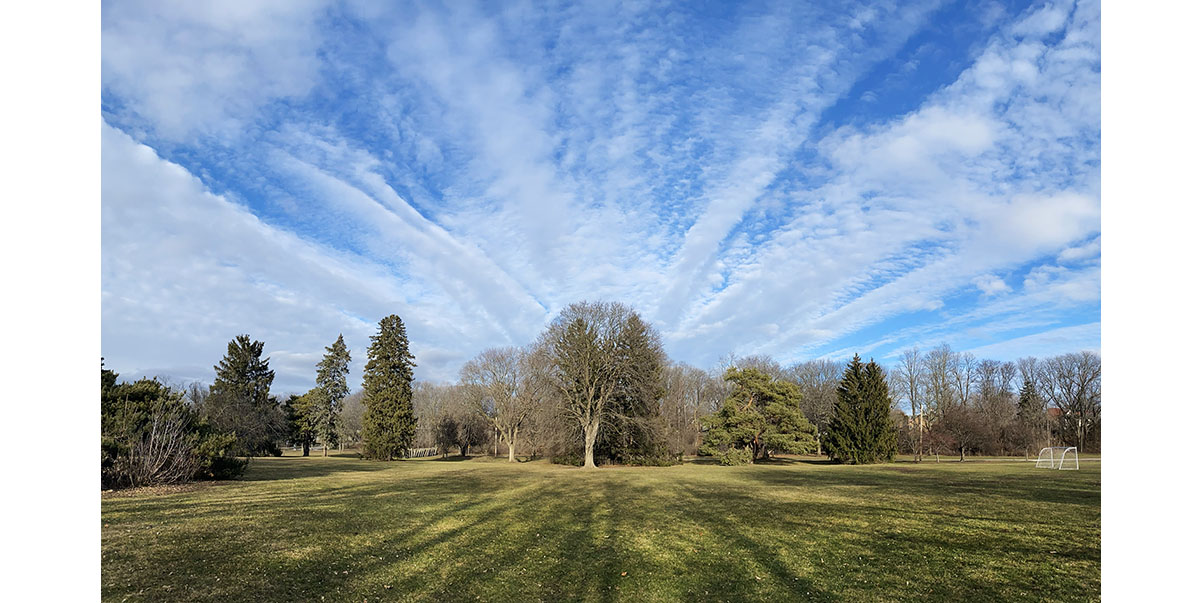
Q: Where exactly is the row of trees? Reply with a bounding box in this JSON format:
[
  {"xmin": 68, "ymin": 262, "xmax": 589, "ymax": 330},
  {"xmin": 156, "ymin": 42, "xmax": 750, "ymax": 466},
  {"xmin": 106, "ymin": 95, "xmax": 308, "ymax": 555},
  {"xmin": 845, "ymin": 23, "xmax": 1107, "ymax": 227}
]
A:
[
  {"xmin": 892, "ymin": 345, "xmax": 1101, "ymax": 459},
  {"xmin": 357, "ymin": 302, "xmax": 904, "ymax": 467},
  {"xmin": 101, "ymin": 330, "xmax": 358, "ymax": 488},
  {"xmin": 103, "ymin": 302, "xmax": 1101, "ymax": 485}
]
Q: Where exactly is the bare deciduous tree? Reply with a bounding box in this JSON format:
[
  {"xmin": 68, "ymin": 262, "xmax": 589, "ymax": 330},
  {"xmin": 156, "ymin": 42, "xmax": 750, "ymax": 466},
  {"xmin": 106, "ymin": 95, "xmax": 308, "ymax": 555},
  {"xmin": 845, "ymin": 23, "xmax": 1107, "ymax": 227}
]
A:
[
  {"xmin": 923, "ymin": 344, "xmax": 957, "ymax": 419},
  {"xmin": 660, "ymin": 363, "xmax": 724, "ymax": 455},
  {"xmin": 540, "ymin": 301, "xmax": 646, "ymax": 469},
  {"xmin": 1036, "ymin": 351, "xmax": 1101, "ymax": 451},
  {"xmin": 891, "ymin": 348, "xmax": 927, "ymax": 461},
  {"xmin": 337, "ymin": 391, "xmax": 366, "ymax": 448},
  {"xmin": 952, "ymin": 351, "xmax": 978, "ymax": 407},
  {"xmin": 461, "ymin": 346, "xmax": 549, "ymax": 462},
  {"xmin": 787, "ymin": 359, "xmax": 841, "ymax": 456}
]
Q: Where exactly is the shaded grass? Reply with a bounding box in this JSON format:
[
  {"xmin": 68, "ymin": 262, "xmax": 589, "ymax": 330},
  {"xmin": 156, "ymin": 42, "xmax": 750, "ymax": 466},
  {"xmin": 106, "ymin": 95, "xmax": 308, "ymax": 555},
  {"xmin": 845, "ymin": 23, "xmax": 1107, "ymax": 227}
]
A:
[{"xmin": 102, "ymin": 455, "xmax": 1100, "ymax": 602}]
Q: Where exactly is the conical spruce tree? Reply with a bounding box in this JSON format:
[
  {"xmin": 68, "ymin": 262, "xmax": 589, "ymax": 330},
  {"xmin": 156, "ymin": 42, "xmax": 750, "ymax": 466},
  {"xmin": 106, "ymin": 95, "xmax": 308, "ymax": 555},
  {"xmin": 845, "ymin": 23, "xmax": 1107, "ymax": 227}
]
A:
[
  {"xmin": 207, "ymin": 335, "xmax": 280, "ymax": 455},
  {"xmin": 314, "ymin": 334, "xmax": 351, "ymax": 456},
  {"xmin": 826, "ymin": 354, "xmax": 897, "ymax": 464},
  {"xmin": 362, "ymin": 315, "xmax": 417, "ymax": 460}
]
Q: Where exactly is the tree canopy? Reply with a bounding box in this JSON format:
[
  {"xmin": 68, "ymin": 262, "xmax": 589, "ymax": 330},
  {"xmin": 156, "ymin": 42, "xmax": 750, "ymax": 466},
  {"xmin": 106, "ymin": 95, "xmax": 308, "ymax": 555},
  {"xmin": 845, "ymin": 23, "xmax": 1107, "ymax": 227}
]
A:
[
  {"xmin": 826, "ymin": 355, "xmax": 897, "ymax": 464},
  {"xmin": 313, "ymin": 334, "xmax": 351, "ymax": 455},
  {"xmin": 204, "ymin": 335, "xmax": 283, "ymax": 456},
  {"xmin": 699, "ymin": 367, "xmax": 817, "ymax": 465},
  {"xmin": 362, "ymin": 315, "xmax": 417, "ymax": 460}
]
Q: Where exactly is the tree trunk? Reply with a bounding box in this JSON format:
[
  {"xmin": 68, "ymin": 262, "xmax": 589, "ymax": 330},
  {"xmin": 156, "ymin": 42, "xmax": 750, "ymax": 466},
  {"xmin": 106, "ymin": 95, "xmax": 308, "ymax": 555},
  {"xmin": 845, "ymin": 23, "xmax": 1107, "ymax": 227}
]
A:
[
  {"xmin": 917, "ymin": 414, "xmax": 924, "ymax": 462},
  {"xmin": 507, "ymin": 428, "xmax": 517, "ymax": 463},
  {"xmin": 302, "ymin": 441, "xmax": 310, "ymax": 457},
  {"xmin": 583, "ymin": 420, "xmax": 599, "ymax": 469},
  {"xmin": 959, "ymin": 446, "xmax": 965, "ymax": 462},
  {"xmin": 323, "ymin": 442, "xmax": 328, "ymax": 457}
]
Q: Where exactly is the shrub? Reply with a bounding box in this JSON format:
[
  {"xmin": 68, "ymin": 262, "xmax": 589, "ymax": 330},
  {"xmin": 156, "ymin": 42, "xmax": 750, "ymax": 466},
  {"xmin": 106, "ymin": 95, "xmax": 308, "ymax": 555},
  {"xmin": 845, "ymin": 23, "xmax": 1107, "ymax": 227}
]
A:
[
  {"xmin": 621, "ymin": 451, "xmax": 682, "ymax": 467},
  {"xmin": 551, "ymin": 452, "xmax": 585, "ymax": 467},
  {"xmin": 102, "ymin": 371, "xmax": 248, "ymax": 489},
  {"xmin": 194, "ymin": 430, "xmax": 249, "ymax": 480},
  {"xmin": 719, "ymin": 447, "xmax": 753, "ymax": 466}
]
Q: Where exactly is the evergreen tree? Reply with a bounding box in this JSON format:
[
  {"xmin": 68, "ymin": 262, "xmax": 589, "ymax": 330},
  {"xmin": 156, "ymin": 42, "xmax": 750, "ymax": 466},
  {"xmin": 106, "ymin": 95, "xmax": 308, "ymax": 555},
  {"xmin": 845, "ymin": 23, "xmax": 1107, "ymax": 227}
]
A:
[
  {"xmin": 595, "ymin": 313, "xmax": 671, "ymax": 465},
  {"xmin": 205, "ymin": 335, "xmax": 282, "ymax": 455},
  {"xmin": 102, "ymin": 366, "xmax": 246, "ymax": 488},
  {"xmin": 1016, "ymin": 378, "xmax": 1043, "ymax": 424},
  {"xmin": 1015, "ymin": 378, "xmax": 1046, "ymax": 454},
  {"xmin": 362, "ymin": 315, "xmax": 417, "ymax": 460},
  {"xmin": 699, "ymin": 367, "xmax": 818, "ymax": 465},
  {"xmin": 826, "ymin": 354, "xmax": 897, "ymax": 464},
  {"xmin": 314, "ymin": 334, "xmax": 351, "ymax": 456},
  {"xmin": 283, "ymin": 390, "xmax": 320, "ymax": 456}
]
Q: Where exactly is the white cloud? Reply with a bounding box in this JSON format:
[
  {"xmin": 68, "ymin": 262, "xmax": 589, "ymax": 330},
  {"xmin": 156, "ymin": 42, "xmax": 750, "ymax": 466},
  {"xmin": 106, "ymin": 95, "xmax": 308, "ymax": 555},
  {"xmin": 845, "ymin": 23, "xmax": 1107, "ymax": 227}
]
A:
[
  {"xmin": 102, "ymin": 121, "xmax": 515, "ymax": 392},
  {"xmin": 102, "ymin": 0, "xmax": 330, "ymax": 140},
  {"xmin": 966, "ymin": 322, "xmax": 1100, "ymax": 360},
  {"xmin": 974, "ymin": 275, "xmax": 1011, "ymax": 296},
  {"xmin": 1058, "ymin": 236, "xmax": 1101, "ymax": 264},
  {"xmin": 100, "ymin": 1, "xmax": 1101, "ymax": 387}
]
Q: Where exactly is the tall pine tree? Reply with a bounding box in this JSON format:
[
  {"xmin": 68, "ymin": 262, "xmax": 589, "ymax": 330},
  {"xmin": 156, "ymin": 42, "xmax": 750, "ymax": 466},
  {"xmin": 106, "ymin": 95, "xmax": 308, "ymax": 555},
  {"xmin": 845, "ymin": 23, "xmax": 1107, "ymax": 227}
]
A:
[
  {"xmin": 314, "ymin": 334, "xmax": 351, "ymax": 456},
  {"xmin": 826, "ymin": 354, "xmax": 897, "ymax": 464},
  {"xmin": 362, "ymin": 315, "xmax": 417, "ymax": 460}
]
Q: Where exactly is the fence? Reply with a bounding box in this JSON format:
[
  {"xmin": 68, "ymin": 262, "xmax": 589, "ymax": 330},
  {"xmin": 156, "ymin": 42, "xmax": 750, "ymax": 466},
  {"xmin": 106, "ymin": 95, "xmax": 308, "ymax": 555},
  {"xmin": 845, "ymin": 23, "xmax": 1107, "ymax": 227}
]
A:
[{"xmin": 288, "ymin": 445, "xmax": 439, "ymax": 458}]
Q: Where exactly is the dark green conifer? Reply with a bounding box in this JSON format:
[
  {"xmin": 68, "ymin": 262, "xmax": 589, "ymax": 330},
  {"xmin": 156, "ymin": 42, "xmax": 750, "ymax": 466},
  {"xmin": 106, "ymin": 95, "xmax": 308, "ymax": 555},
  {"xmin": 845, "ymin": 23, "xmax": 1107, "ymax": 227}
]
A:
[
  {"xmin": 206, "ymin": 335, "xmax": 281, "ymax": 455},
  {"xmin": 314, "ymin": 334, "xmax": 351, "ymax": 455},
  {"xmin": 826, "ymin": 354, "xmax": 897, "ymax": 464},
  {"xmin": 595, "ymin": 313, "xmax": 670, "ymax": 464},
  {"xmin": 699, "ymin": 367, "xmax": 818, "ymax": 464},
  {"xmin": 362, "ymin": 315, "xmax": 417, "ymax": 460},
  {"xmin": 1017, "ymin": 378, "xmax": 1042, "ymax": 424}
]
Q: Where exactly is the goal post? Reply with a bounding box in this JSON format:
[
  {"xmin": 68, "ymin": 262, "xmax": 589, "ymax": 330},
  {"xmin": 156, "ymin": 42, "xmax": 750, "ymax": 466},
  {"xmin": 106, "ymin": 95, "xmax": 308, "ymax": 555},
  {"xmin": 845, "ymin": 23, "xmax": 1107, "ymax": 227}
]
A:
[{"xmin": 1035, "ymin": 446, "xmax": 1079, "ymax": 470}]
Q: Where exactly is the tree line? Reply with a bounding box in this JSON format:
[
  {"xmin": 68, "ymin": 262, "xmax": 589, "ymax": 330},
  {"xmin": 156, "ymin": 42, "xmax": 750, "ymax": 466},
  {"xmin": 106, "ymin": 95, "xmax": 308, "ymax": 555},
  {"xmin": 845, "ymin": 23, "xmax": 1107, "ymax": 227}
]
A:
[{"xmin": 101, "ymin": 301, "xmax": 1100, "ymax": 487}]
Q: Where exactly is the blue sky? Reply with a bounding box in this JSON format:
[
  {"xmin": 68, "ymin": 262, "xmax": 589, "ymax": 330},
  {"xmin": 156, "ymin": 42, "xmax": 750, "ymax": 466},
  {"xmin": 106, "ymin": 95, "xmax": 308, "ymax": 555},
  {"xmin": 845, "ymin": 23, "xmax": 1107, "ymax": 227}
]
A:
[{"xmin": 100, "ymin": 0, "xmax": 1100, "ymax": 394}]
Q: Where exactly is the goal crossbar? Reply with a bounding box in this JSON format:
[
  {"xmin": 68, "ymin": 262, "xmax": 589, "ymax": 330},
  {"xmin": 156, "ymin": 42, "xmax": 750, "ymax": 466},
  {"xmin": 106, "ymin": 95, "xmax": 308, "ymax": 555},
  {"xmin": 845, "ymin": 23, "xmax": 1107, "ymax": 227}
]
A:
[{"xmin": 1035, "ymin": 446, "xmax": 1079, "ymax": 470}]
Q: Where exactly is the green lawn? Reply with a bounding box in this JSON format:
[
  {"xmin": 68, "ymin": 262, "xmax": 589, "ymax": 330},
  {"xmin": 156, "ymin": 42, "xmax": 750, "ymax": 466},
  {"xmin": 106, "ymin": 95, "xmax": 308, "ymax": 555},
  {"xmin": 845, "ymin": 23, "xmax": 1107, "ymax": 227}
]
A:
[{"xmin": 101, "ymin": 453, "xmax": 1100, "ymax": 602}]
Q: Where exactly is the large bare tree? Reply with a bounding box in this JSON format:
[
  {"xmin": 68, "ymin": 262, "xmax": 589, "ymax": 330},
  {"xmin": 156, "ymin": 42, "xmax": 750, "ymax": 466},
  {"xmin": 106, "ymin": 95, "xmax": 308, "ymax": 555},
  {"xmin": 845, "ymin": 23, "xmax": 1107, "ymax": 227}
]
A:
[
  {"xmin": 893, "ymin": 347, "xmax": 927, "ymax": 461},
  {"xmin": 952, "ymin": 351, "xmax": 978, "ymax": 407},
  {"xmin": 922, "ymin": 344, "xmax": 957, "ymax": 417},
  {"xmin": 1037, "ymin": 351, "xmax": 1101, "ymax": 451},
  {"xmin": 540, "ymin": 301, "xmax": 653, "ymax": 469},
  {"xmin": 787, "ymin": 359, "xmax": 842, "ymax": 456},
  {"xmin": 460, "ymin": 346, "xmax": 548, "ymax": 462}
]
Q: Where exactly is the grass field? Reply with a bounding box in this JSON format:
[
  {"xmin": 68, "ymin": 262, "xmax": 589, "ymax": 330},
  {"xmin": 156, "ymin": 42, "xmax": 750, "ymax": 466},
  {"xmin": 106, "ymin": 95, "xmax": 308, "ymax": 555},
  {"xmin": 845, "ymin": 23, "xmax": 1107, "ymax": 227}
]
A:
[{"xmin": 101, "ymin": 452, "xmax": 1100, "ymax": 602}]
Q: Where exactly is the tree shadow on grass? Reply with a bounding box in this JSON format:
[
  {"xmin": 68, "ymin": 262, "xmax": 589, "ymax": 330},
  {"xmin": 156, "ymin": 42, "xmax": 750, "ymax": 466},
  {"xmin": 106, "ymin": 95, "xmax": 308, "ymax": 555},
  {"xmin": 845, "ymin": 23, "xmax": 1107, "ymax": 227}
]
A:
[
  {"xmin": 755, "ymin": 455, "xmax": 837, "ymax": 465},
  {"xmin": 740, "ymin": 463, "xmax": 1100, "ymax": 508},
  {"xmin": 668, "ymin": 474, "xmax": 1097, "ymax": 601},
  {"xmin": 103, "ymin": 460, "xmax": 1098, "ymax": 602},
  {"xmin": 238, "ymin": 456, "xmax": 395, "ymax": 482}
]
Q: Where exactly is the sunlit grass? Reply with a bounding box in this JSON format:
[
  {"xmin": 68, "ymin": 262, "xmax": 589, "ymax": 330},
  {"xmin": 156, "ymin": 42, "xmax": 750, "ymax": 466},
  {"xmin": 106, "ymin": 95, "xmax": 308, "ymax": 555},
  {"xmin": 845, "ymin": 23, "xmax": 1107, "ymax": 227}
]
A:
[{"xmin": 102, "ymin": 452, "xmax": 1100, "ymax": 601}]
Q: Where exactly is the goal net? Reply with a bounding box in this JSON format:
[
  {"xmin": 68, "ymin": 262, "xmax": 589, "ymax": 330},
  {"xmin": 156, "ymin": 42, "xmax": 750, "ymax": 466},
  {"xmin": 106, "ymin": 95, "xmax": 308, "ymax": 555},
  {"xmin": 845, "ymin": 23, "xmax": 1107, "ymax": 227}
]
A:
[{"xmin": 1035, "ymin": 446, "xmax": 1079, "ymax": 470}]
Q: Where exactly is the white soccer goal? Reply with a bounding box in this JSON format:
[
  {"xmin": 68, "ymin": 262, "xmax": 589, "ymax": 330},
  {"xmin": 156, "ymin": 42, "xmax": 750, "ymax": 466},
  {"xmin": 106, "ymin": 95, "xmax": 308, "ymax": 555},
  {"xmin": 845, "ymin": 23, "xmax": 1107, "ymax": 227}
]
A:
[{"xmin": 1035, "ymin": 447, "xmax": 1079, "ymax": 470}]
